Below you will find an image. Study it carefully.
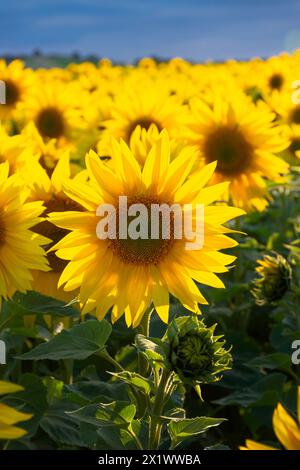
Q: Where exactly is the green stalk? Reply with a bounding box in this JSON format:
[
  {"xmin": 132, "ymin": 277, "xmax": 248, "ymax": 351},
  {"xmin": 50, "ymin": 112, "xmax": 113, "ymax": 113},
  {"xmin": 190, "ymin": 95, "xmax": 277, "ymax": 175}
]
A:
[
  {"xmin": 148, "ymin": 368, "xmax": 172, "ymax": 450},
  {"xmin": 127, "ymin": 424, "xmax": 144, "ymax": 450},
  {"xmin": 138, "ymin": 306, "xmax": 153, "ymax": 336},
  {"xmin": 137, "ymin": 306, "xmax": 154, "ymax": 377},
  {"xmin": 64, "ymin": 359, "xmax": 74, "ymax": 385},
  {"xmin": 0, "ymin": 315, "xmax": 13, "ymax": 331},
  {"xmin": 97, "ymin": 349, "xmax": 147, "ymax": 422},
  {"xmin": 97, "ymin": 349, "xmax": 125, "ymax": 372}
]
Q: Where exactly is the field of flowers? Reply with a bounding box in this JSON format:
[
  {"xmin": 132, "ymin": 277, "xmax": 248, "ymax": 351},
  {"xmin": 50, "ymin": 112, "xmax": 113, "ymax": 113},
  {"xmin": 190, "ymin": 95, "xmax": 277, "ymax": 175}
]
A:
[{"xmin": 0, "ymin": 53, "xmax": 300, "ymax": 451}]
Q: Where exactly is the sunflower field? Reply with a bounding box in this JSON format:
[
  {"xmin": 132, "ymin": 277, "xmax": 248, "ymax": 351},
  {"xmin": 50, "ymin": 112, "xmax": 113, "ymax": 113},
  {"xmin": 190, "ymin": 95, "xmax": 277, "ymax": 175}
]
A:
[{"xmin": 0, "ymin": 52, "xmax": 300, "ymax": 453}]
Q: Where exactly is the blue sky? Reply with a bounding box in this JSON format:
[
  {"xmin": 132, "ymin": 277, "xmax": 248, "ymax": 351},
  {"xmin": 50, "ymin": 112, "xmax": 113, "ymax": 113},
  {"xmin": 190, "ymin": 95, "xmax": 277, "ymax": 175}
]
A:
[{"xmin": 1, "ymin": 0, "xmax": 300, "ymax": 61}]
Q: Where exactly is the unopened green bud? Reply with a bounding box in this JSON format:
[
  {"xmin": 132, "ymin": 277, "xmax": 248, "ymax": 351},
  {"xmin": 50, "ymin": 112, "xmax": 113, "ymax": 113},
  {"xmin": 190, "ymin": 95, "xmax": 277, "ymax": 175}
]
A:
[
  {"xmin": 165, "ymin": 316, "xmax": 232, "ymax": 386},
  {"xmin": 251, "ymin": 253, "xmax": 292, "ymax": 305}
]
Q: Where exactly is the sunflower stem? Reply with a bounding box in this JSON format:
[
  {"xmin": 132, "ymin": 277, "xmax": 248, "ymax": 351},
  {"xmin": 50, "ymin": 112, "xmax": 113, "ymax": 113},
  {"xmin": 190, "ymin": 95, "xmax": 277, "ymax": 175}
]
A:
[
  {"xmin": 97, "ymin": 349, "xmax": 124, "ymax": 372},
  {"xmin": 2, "ymin": 440, "xmax": 9, "ymax": 451},
  {"xmin": 148, "ymin": 367, "xmax": 172, "ymax": 450},
  {"xmin": 97, "ymin": 349, "xmax": 147, "ymax": 421},
  {"xmin": 0, "ymin": 313, "xmax": 13, "ymax": 330},
  {"xmin": 64, "ymin": 359, "xmax": 74, "ymax": 385},
  {"xmin": 137, "ymin": 306, "xmax": 153, "ymax": 377},
  {"xmin": 138, "ymin": 305, "xmax": 153, "ymax": 336}
]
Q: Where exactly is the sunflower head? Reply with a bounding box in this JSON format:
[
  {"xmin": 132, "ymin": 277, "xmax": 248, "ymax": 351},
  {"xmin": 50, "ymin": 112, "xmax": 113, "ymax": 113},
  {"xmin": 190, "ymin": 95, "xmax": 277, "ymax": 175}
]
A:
[
  {"xmin": 49, "ymin": 130, "xmax": 244, "ymax": 327},
  {"xmin": 103, "ymin": 79, "xmax": 188, "ymax": 145},
  {"xmin": 165, "ymin": 316, "xmax": 232, "ymax": 386},
  {"xmin": 186, "ymin": 91, "xmax": 289, "ymax": 212},
  {"xmin": 0, "ymin": 60, "xmax": 34, "ymax": 122},
  {"xmin": 203, "ymin": 126, "xmax": 253, "ymax": 176},
  {"xmin": 21, "ymin": 81, "xmax": 87, "ymax": 146},
  {"xmin": 21, "ymin": 154, "xmax": 86, "ymax": 302},
  {"xmin": 251, "ymin": 253, "xmax": 292, "ymax": 305},
  {"xmin": 0, "ymin": 162, "xmax": 49, "ymax": 303}
]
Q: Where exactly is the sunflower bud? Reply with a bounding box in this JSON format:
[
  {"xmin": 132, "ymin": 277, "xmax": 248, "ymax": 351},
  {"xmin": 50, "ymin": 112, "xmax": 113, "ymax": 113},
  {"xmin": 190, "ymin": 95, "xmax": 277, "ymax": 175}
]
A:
[
  {"xmin": 164, "ymin": 316, "xmax": 232, "ymax": 386},
  {"xmin": 251, "ymin": 253, "xmax": 292, "ymax": 305}
]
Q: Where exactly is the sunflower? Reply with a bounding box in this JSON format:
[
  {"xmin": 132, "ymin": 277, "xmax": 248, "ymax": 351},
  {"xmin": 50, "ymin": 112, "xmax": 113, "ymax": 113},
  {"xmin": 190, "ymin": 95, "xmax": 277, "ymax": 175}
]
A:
[
  {"xmin": 240, "ymin": 387, "xmax": 300, "ymax": 450},
  {"xmin": 103, "ymin": 76, "xmax": 188, "ymax": 144},
  {"xmin": 20, "ymin": 80, "xmax": 86, "ymax": 147},
  {"xmin": 49, "ymin": 131, "xmax": 244, "ymax": 327},
  {"xmin": 0, "ymin": 162, "xmax": 49, "ymax": 304},
  {"xmin": 23, "ymin": 153, "xmax": 86, "ymax": 302},
  {"xmin": 260, "ymin": 54, "xmax": 293, "ymax": 95},
  {"xmin": 0, "ymin": 59, "xmax": 34, "ymax": 123},
  {"xmin": 0, "ymin": 381, "xmax": 32, "ymax": 440},
  {"xmin": 184, "ymin": 91, "xmax": 289, "ymax": 211}
]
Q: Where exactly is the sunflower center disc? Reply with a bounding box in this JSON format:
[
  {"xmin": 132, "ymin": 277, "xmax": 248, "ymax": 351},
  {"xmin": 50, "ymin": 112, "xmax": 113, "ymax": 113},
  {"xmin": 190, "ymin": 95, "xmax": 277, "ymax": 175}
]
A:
[
  {"xmin": 36, "ymin": 107, "xmax": 65, "ymax": 138},
  {"xmin": 4, "ymin": 80, "xmax": 20, "ymax": 106},
  {"xmin": 290, "ymin": 107, "xmax": 300, "ymax": 125},
  {"xmin": 269, "ymin": 73, "xmax": 284, "ymax": 90},
  {"xmin": 109, "ymin": 195, "xmax": 175, "ymax": 265},
  {"xmin": 204, "ymin": 126, "xmax": 253, "ymax": 175}
]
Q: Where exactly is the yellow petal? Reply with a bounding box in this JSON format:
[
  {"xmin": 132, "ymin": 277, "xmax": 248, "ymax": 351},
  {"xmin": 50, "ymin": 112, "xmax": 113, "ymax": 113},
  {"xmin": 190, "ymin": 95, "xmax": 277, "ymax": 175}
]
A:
[
  {"xmin": 51, "ymin": 151, "xmax": 71, "ymax": 192},
  {"xmin": 0, "ymin": 403, "xmax": 32, "ymax": 425},
  {"xmin": 273, "ymin": 403, "xmax": 300, "ymax": 450},
  {"xmin": 298, "ymin": 386, "xmax": 300, "ymax": 426},
  {"xmin": 0, "ymin": 422, "xmax": 27, "ymax": 440},
  {"xmin": 142, "ymin": 130, "xmax": 170, "ymax": 191},
  {"xmin": 150, "ymin": 266, "xmax": 170, "ymax": 323},
  {"xmin": 240, "ymin": 439, "xmax": 277, "ymax": 450},
  {"xmin": 0, "ymin": 381, "xmax": 23, "ymax": 395},
  {"xmin": 175, "ymin": 161, "xmax": 217, "ymax": 203}
]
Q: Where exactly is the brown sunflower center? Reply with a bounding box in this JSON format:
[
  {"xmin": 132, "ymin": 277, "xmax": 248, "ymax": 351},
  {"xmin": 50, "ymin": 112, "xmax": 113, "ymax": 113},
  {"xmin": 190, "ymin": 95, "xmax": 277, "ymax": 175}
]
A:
[
  {"xmin": 290, "ymin": 107, "xmax": 300, "ymax": 125},
  {"xmin": 0, "ymin": 211, "xmax": 6, "ymax": 248},
  {"xmin": 36, "ymin": 107, "xmax": 65, "ymax": 139},
  {"xmin": 109, "ymin": 195, "xmax": 175, "ymax": 265},
  {"xmin": 269, "ymin": 73, "xmax": 284, "ymax": 91},
  {"xmin": 4, "ymin": 79, "xmax": 20, "ymax": 106},
  {"xmin": 33, "ymin": 196, "xmax": 83, "ymax": 272},
  {"xmin": 203, "ymin": 126, "xmax": 253, "ymax": 175},
  {"xmin": 126, "ymin": 117, "xmax": 162, "ymax": 142}
]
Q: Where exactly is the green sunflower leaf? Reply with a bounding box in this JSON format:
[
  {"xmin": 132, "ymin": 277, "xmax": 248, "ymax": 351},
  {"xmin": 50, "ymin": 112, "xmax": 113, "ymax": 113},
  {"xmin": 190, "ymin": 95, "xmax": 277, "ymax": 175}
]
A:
[
  {"xmin": 17, "ymin": 320, "xmax": 112, "ymax": 361},
  {"xmin": 168, "ymin": 416, "xmax": 226, "ymax": 448}
]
